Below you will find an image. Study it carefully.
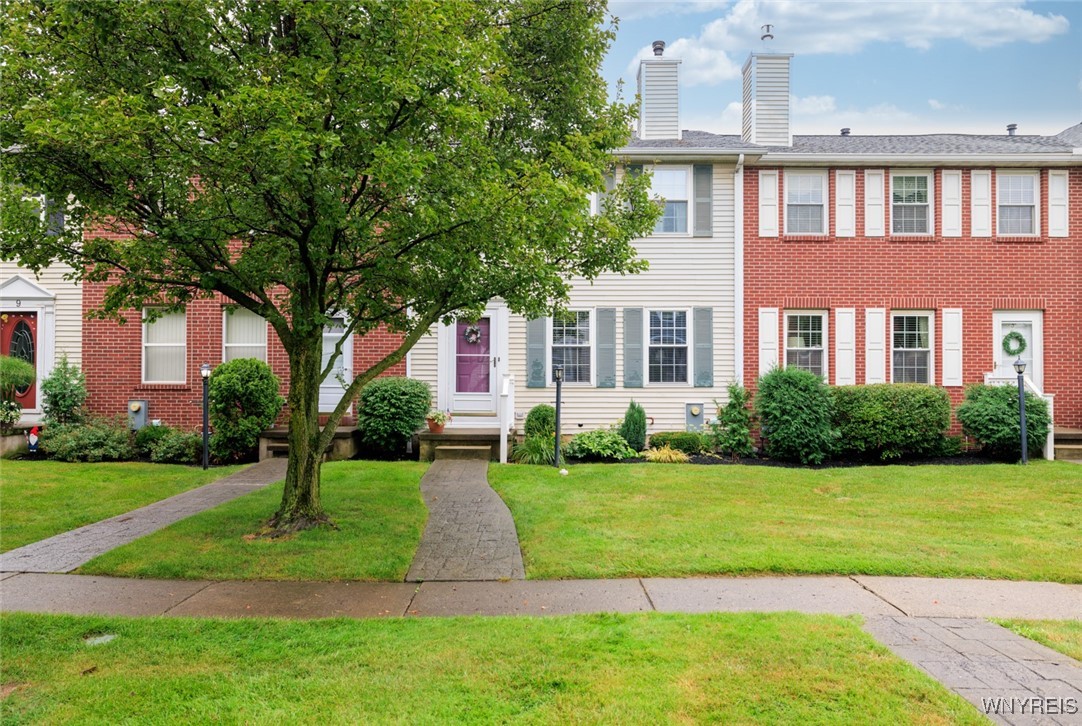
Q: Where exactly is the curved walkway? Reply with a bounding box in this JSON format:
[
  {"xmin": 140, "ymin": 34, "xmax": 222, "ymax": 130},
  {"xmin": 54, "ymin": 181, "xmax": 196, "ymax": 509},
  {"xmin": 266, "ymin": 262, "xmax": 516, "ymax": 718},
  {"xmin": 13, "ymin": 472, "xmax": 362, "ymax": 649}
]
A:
[{"xmin": 405, "ymin": 460, "xmax": 525, "ymax": 582}]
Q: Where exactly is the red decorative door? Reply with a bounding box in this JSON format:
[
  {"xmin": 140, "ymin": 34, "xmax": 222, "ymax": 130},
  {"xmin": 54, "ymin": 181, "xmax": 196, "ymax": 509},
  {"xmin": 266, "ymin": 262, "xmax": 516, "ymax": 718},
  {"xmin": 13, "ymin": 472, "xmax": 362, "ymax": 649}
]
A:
[{"xmin": 1, "ymin": 312, "xmax": 37, "ymax": 408}]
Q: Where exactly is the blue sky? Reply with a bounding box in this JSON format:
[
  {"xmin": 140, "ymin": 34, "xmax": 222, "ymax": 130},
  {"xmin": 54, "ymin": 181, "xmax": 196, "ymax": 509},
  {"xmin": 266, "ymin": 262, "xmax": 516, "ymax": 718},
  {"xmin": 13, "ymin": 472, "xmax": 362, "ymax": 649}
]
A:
[{"xmin": 601, "ymin": 0, "xmax": 1082, "ymax": 137}]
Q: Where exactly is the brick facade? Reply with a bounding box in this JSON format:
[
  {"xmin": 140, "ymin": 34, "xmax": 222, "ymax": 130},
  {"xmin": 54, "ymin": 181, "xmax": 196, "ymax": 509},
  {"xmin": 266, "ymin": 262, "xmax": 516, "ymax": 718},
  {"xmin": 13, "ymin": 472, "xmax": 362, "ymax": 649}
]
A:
[{"xmin": 743, "ymin": 166, "xmax": 1081, "ymax": 429}]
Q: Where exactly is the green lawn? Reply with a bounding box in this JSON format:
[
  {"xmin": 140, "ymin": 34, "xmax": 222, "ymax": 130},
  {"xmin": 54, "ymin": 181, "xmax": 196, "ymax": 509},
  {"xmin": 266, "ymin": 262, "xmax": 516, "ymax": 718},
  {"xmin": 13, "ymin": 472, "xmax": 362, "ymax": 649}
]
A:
[
  {"xmin": 0, "ymin": 461, "xmax": 243, "ymax": 552},
  {"xmin": 0, "ymin": 611, "xmax": 983, "ymax": 724},
  {"xmin": 78, "ymin": 461, "xmax": 428, "ymax": 581},
  {"xmin": 490, "ymin": 460, "xmax": 1082, "ymax": 582},
  {"xmin": 997, "ymin": 620, "xmax": 1082, "ymax": 661}
]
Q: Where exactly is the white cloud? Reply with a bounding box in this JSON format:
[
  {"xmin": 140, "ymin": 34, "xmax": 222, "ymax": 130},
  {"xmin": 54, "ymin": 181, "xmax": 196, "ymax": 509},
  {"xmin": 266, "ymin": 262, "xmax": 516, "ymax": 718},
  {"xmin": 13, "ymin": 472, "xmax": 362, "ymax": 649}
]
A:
[
  {"xmin": 639, "ymin": 0, "xmax": 1069, "ymax": 86},
  {"xmin": 791, "ymin": 95, "xmax": 836, "ymax": 115}
]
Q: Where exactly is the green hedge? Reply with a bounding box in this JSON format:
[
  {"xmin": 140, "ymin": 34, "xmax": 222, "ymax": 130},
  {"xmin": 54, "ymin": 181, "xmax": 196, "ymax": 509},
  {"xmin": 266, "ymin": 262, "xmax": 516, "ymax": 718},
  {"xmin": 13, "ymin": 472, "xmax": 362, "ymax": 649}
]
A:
[
  {"xmin": 357, "ymin": 377, "xmax": 431, "ymax": 454},
  {"xmin": 832, "ymin": 384, "xmax": 951, "ymax": 461},
  {"xmin": 648, "ymin": 431, "xmax": 704, "ymax": 456},
  {"xmin": 756, "ymin": 368, "xmax": 835, "ymax": 465},
  {"xmin": 957, "ymin": 384, "xmax": 1050, "ymax": 461},
  {"xmin": 524, "ymin": 404, "xmax": 556, "ymax": 439}
]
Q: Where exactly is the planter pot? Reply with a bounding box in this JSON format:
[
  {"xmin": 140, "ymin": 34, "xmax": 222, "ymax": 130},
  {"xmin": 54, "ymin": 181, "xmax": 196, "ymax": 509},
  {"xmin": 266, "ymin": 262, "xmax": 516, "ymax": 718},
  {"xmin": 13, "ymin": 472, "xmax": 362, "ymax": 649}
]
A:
[{"xmin": 427, "ymin": 420, "xmax": 445, "ymax": 434}]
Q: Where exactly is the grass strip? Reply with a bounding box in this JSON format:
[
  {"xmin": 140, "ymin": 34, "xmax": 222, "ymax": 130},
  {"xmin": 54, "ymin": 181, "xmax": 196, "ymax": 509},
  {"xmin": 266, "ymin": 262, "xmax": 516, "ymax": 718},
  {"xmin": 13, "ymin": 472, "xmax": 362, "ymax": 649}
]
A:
[{"xmin": 996, "ymin": 619, "xmax": 1082, "ymax": 661}]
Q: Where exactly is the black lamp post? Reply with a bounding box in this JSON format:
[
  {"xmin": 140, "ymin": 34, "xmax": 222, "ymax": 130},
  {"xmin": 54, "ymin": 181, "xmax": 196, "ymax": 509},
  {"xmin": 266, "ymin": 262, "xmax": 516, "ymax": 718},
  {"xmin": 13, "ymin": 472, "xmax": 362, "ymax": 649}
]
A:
[
  {"xmin": 1013, "ymin": 357, "xmax": 1028, "ymax": 465},
  {"xmin": 200, "ymin": 363, "xmax": 211, "ymax": 470},
  {"xmin": 553, "ymin": 364, "xmax": 563, "ymax": 467}
]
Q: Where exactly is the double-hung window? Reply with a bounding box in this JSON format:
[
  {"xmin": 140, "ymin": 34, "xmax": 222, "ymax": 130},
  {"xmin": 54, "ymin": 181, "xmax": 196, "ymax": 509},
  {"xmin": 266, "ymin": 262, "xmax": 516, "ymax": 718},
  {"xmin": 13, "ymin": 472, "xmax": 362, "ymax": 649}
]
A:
[
  {"xmin": 892, "ymin": 313, "xmax": 933, "ymax": 384},
  {"xmin": 997, "ymin": 172, "xmax": 1038, "ymax": 235},
  {"xmin": 650, "ymin": 167, "xmax": 690, "ymax": 234},
  {"xmin": 785, "ymin": 171, "xmax": 828, "ymax": 234},
  {"xmin": 551, "ymin": 311, "xmax": 592, "ymax": 384},
  {"xmin": 785, "ymin": 312, "xmax": 827, "ymax": 378},
  {"xmin": 891, "ymin": 173, "xmax": 932, "ymax": 234},
  {"xmin": 648, "ymin": 310, "xmax": 688, "ymax": 383},
  {"xmin": 223, "ymin": 307, "xmax": 268, "ymax": 362},
  {"xmin": 143, "ymin": 308, "xmax": 186, "ymax": 383}
]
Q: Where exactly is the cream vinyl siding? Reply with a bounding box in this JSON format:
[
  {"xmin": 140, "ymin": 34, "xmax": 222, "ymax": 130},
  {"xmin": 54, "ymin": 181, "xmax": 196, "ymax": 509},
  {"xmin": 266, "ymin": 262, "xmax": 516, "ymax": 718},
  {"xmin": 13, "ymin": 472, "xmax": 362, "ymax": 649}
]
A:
[
  {"xmin": 0, "ymin": 261, "xmax": 82, "ymax": 366},
  {"xmin": 639, "ymin": 61, "xmax": 680, "ymax": 140}
]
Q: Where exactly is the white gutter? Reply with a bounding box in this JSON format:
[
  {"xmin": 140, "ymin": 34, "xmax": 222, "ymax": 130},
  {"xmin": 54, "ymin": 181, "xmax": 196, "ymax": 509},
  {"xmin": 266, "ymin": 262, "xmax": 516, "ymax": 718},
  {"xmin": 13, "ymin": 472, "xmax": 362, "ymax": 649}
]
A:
[
  {"xmin": 754, "ymin": 153, "xmax": 1082, "ymax": 166},
  {"xmin": 734, "ymin": 153, "xmax": 745, "ymax": 390}
]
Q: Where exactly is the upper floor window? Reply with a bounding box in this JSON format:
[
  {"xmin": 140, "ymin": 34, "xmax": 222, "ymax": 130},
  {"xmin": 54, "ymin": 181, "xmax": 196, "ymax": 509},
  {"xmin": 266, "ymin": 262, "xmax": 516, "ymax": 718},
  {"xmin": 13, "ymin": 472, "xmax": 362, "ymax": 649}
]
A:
[
  {"xmin": 891, "ymin": 173, "xmax": 932, "ymax": 234},
  {"xmin": 648, "ymin": 310, "xmax": 688, "ymax": 383},
  {"xmin": 143, "ymin": 309, "xmax": 186, "ymax": 383},
  {"xmin": 892, "ymin": 312, "xmax": 933, "ymax": 384},
  {"xmin": 997, "ymin": 172, "xmax": 1038, "ymax": 235},
  {"xmin": 785, "ymin": 171, "xmax": 828, "ymax": 234},
  {"xmin": 649, "ymin": 167, "xmax": 690, "ymax": 234},
  {"xmin": 223, "ymin": 307, "xmax": 267, "ymax": 362},
  {"xmin": 551, "ymin": 310, "xmax": 592, "ymax": 384},
  {"xmin": 785, "ymin": 312, "xmax": 827, "ymax": 379}
]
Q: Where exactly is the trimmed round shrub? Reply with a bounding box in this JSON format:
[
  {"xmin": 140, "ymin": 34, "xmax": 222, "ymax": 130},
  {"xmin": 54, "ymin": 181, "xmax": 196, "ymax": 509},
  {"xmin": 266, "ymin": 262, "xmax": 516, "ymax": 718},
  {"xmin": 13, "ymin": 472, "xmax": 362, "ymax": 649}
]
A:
[
  {"xmin": 357, "ymin": 376, "xmax": 432, "ymax": 454},
  {"xmin": 135, "ymin": 424, "xmax": 174, "ymax": 458},
  {"xmin": 648, "ymin": 431, "xmax": 704, "ymax": 455},
  {"xmin": 0, "ymin": 355, "xmax": 35, "ymax": 401},
  {"xmin": 40, "ymin": 417, "xmax": 136, "ymax": 462},
  {"xmin": 831, "ymin": 384, "xmax": 951, "ymax": 461},
  {"xmin": 756, "ymin": 367, "xmax": 836, "ymax": 465},
  {"xmin": 956, "ymin": 383, "xmax": 1050, "ymax": 461},
  {"xmin": 209, "ymin": 358, "xmax": 285, "ymax": 463},
  {"xmin": 150, "ymin": 429, "xmax": 202, "ymax": 464},
  {"xmin": 41, "ymin": 354, "xmax": 87, "ymax": 425},
  {"xmin": 618, "ymin": 400, "xmax": 647, "ymax": 452},
  {"xmin": 524, "ymin": 404, "xmax": 556, "ymax": 439},
  {"xmin": 564, "ymin": 428, "xmax": 637, "ymax": 462}
]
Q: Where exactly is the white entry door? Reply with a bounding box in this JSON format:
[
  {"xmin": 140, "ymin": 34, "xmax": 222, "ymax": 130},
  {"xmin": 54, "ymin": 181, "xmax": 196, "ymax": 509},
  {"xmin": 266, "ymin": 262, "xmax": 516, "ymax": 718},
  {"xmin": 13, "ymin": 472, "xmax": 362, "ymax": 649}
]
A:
[
  {"xmin": 992, "ymin": 310, "xmax": 1043, "ymax": 388},
  {"xmin": 319, "ymin": 316, "xmax": 353, "ymax": 412},
  {"xmin": 439, "ymin": 303, "xmax": 507, "ymax": 422}
]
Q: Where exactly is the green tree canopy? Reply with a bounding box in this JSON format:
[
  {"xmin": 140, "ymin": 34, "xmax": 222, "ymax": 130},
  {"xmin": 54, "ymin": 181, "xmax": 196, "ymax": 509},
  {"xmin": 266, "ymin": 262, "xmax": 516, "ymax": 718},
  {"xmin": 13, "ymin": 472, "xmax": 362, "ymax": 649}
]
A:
[{"xmin": 1, "ymin": 0, "xmax": 658, "ymax": 531}]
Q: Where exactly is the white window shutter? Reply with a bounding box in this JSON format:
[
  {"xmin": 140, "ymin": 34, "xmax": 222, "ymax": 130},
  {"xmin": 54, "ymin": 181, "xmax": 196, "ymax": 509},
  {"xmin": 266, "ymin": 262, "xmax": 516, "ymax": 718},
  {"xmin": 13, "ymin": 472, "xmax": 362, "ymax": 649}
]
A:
[
  {"xmin": 971, "ymin": 170, "xmax": 991, "ymax": 237},
  {"xmin": 941, "ymin": 170, "xmax": 962, "ymax": 237},
  {"xmin": 864, "ymin": 170, "xmax": 884, "ymax": 237},
  {"xmin": 834, "ymin": 308, "xmax": 856, "ymax": 385},
  {"xmin": 835, "ymin": 171, "xmax": 856, "ymax": 237},
  {"xmin": 865, "ymin": 308, "xmax": 886, "ymax": 384},
  {"xmin": 758, "ymin": 307, "xmax": 779, "ymax": 375},
  {"xmin": 941, "ymin": 308, "xmax": 963, "ymax": 386},
  {"xmin": 1049, "ymin": 170, "xmax": 1069, "ymax": 237},
  {"xmin": 759, "ymin": 170, "xmax": 779, "ymax": 237}
]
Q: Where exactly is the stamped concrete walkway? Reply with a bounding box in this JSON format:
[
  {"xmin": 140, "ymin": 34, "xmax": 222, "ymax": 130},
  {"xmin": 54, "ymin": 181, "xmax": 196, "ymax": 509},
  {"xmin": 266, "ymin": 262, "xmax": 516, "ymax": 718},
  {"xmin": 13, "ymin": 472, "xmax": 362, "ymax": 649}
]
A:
[
  {"xmin": 0, "ymin": 458, "xmax": 287, "ymax": 574},
  {"xmin": 405, "ymin": 459, "xmax": 524, "ymax": 582}
]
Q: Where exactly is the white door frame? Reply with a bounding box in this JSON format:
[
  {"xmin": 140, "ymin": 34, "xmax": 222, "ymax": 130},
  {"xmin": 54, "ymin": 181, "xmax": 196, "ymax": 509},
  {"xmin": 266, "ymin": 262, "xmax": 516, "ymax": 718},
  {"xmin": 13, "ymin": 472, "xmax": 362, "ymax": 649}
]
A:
[
  {"xmin": 992, "ymin": 310, "xmax": 1043, "ymax": 389},
  {"xmin": 437, "ymin": 301, "xmax": 508, "ymax": 428},
  {"xmin": 319, "ymin": 316, "xmax": 353, "ymax": 413},
  {"xmin": 0, "ymin": 274, "xmax": 57, "ymax": 420}
]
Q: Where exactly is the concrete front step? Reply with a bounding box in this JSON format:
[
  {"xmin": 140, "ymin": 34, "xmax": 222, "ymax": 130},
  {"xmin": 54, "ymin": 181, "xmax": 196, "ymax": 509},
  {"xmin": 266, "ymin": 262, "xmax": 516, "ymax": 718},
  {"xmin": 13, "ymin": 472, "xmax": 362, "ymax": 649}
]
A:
[
  {"xmin": 418, "ymin": 428, "xmax": 510, "ymax": 462},
  {"xmin": 1054, "ymin": 444, "xmax": 1082, "ymax": 462},
  {"xmin": 258, "ymin": 427, "xmax": 359, "ymax": 462},
  {"xmin": 434, "ymin": 445, "xmax": 492, "ymax": 461}
]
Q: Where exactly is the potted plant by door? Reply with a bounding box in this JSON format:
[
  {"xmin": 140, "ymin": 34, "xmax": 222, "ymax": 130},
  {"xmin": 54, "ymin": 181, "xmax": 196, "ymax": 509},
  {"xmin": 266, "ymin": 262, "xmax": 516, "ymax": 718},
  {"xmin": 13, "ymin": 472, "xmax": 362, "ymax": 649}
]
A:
[{"xmin": 426, "ymin": 410, "xmax": 451, "ymax": 434}]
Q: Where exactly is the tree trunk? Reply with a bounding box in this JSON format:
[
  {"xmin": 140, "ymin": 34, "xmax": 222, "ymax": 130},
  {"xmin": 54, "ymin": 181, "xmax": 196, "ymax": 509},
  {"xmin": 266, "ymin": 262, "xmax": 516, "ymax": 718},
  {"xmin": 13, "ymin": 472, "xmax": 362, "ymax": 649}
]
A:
[{"xmin": 267, "ymin": 331, "xmax": 334, "ymax": 535}]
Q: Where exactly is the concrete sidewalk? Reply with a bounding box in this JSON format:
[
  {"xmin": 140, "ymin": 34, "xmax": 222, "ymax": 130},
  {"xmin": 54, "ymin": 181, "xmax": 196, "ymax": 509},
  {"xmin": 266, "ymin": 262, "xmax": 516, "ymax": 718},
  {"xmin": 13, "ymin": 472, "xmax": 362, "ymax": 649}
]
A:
[{"xmin": 0, "ymin": 458, "xmax": 287, "ymax": 573}]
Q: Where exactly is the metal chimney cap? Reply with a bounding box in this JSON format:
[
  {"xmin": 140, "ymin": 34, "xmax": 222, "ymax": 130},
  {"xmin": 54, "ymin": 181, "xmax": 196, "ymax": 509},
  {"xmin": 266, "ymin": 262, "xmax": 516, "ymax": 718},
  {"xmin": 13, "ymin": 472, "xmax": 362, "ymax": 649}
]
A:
[
  {"xmin": 840, "ymin": 128, "xmax": 851, "ymax": 136},
  {"xmin": 652, "ymin": 40, "xmax": 665, "ymax": 56},
  {"xmin": 1007, "ymin": 123, "xmax": 1018, "ymax": 136}
]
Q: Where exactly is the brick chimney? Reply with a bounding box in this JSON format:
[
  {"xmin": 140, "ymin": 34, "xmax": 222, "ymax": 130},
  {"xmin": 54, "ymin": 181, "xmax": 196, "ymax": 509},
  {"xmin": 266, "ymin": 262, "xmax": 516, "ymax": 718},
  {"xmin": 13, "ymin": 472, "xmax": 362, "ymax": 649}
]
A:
[
  {"xmin": 637, "ymin": 40, "xmax": 681, "ymax": 140},
  {"xmin": 741, "ymin": 52, "xmax": 793, "ymax": 147}
]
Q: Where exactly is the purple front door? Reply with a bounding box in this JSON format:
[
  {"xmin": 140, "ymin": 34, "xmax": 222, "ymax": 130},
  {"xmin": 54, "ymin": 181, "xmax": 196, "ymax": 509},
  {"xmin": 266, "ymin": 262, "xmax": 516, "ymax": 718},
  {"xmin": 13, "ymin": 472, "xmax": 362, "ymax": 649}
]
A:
[{"xmin": 455, "ymin": 318, "xmax": 491, "ymax": 393}]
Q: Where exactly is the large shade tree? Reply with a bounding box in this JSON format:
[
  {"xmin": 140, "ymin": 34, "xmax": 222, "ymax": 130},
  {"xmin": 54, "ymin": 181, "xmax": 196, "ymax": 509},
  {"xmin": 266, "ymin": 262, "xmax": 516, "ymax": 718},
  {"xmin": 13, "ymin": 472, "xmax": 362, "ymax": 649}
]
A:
[{"xmin": 1, "ymin": 0, "xmax": 658, "ymax": 532}]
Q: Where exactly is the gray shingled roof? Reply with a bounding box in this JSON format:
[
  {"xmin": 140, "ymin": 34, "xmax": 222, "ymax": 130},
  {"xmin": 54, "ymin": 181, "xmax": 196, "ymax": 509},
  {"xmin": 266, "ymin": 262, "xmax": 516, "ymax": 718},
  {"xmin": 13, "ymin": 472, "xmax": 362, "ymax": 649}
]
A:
[{"xmin": 623, "ymin": 123, "xmax": 1082, "ymax": 155}]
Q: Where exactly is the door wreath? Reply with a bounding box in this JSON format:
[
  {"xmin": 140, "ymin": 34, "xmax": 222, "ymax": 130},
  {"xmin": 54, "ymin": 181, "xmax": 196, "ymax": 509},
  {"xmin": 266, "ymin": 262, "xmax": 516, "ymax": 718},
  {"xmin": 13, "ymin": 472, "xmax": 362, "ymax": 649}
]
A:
[
  {"xmin": 463, "ymin": 324, "xmax": 482, "ymax": 345},
  {"xmin": 1001, "ymin": 331, "xmax": 1027, "ymax": 357}
]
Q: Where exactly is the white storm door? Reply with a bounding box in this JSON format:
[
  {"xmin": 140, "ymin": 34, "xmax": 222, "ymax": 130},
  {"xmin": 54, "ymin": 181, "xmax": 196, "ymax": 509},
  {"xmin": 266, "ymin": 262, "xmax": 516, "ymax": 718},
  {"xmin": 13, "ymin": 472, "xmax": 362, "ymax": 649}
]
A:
[
  {"xmin": 992, "ymin": 311, "xmax": 1043, "ymax": 388},
  {"xmin": 319, "ymin": 316, "xmax": 353, "ymax": 412},
  {"xmin": 450, "ymin": 316, "xmax": 497, "ymax": 414}
]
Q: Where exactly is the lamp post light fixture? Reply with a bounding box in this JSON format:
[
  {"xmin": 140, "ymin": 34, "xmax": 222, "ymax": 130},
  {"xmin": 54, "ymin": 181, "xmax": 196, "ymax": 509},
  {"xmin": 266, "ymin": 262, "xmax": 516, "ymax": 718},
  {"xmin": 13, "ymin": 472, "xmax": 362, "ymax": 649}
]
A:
[
  {"xmin": 553, "ymin": 364, "xmax": 564, "ymax": 467},
  {"xmin": 1013, "ymin": 357, "xmax": 1028, "ymax": 465},
  {"xmin": 200, "ymin": 363, "xmax": 212, "ymax": 470}
]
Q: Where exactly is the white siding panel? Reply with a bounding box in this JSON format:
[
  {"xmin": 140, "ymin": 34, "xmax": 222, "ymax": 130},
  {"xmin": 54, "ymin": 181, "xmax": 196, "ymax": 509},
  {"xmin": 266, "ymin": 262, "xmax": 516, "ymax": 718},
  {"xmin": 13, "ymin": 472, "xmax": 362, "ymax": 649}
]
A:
[
  {"xmin": 864, "ymin": 170, "xmax": 884, "ymax": 237},
  {"xmin": 834, "ymin": 308, "xmax": 856, "ymax": 385},
  {"xmin": 971, "ymin": 170, "xmax": 992, "ymax": 237},
  {"xmin": 758, "ymin": 307, "xmax": 779, "ymax": 376},
  {"xmin": 640, "ymin": 62, "xmax": 680, "ymax": 140},
  {"xmin": 759, "ymin": 170, "xmax": 778, "ymax": 237},
  {"xmin": 941, "ymin": 170, "xmax": 962, "ymax": 237},
  {"xmin": 835, "ymin": 171, "xmax": 856, "ymax": 237},
  {"xmin": 941, "ymin": 308, "xmax": 963, "ymax": 387},
  {"xmin": 865, "ymin": 308, "xmax": 886, "ymax": 384},
  {"xmin": 1048, "ymin": 170, "xmax": 1069, "ymax": 237}
]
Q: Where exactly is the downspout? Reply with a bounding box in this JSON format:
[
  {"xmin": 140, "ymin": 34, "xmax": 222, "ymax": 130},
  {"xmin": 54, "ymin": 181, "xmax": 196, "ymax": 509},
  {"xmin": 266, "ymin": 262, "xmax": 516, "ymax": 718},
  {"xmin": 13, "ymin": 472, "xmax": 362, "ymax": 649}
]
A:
[{"xmin": 734, "ymin": 153, "xmax": 745, "ymax": 388}]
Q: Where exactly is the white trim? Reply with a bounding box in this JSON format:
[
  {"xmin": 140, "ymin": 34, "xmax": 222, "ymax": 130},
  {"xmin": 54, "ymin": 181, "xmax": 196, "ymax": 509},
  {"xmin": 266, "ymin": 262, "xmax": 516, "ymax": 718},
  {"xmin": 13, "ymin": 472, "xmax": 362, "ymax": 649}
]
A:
[
  {"xmin": 941, "ymin": 170, "xmax": 962, "ymax": 237},
  {"xmin": 783, "ymin": 169, "xmax": 829, "ymax": 235},
  {"xmin": 835, "ymin": 170, "xmax": 856, "ymax": 237},
  {"xmin": 996, "ymin": 170, "xmax": 1041, "ymax": 237},
  {"xmin": 834, "ymin": 308, "xmax": 856, "ymax": 386},
  {"xmin": 758, "ymin": 307, "xmax": 779, "ymax": 376},
  {"xmin": 436, "ymin": 302, "xmax": 508, "ymax": 425},
  {"xmin": 971, "ymin": 170, "xmax": 992, "ymax": 237},
  {"xmin": 864, "ymin": 170, "xmax": 885, "ymax": 237},
  {"xmin": 647, "ymin": 164, "xmax": 693, "ymax": 237},
  {"xmin": 546, "ymin": 308, "xmax": 596, "ymax": 387},
  {"xmin": 734, "ymin": 154, "xmax": 745, "ymax": 384},
  {"xmin": 643, "ymin": 308, "xmax": 693, "ymax": 386},
  {"xmin": 941, "ymin": 308, "xmax": 964, "ymax": 387},
  {"xmin": 319, "ymin": 315, "xmax": 353, "ymax": 413},
  {"xmin": 221, "ymin": 306, "xmax": 268, "ymax": 363},
  {"xmin": 890, "ymin": 310, "xmax": 935, "ymax": 385},
  {"xmin": 0, "ymin": 274, "xmax": 59, "ymax": 417},
  {"xmin": 992, "ymin": 310, "xmax": 1043, "ymax": 389},
  {"xmin": 1048, "ymin": 170, "xmax": 1069, "ymax": 237},
  {"xmin": 890, "ymin": 170, "xmax": 935, "ymax": 236},
  {"xmin": 783, "ymin": 310, "xmax": 829, "ymax": 381},
  {"xmin": 864, "ymin": 308, "xmax": 886, "ymax": 384},
  {"xmin": 141, "ymin": 307, "xmax": 187, "ymax": 384},
  {"xmin": 758, "ymin": 170, "xmax": 779, "ymax": 237}
]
